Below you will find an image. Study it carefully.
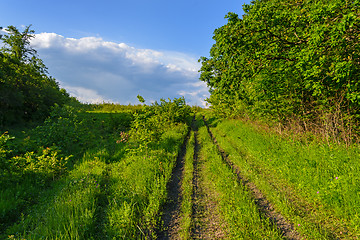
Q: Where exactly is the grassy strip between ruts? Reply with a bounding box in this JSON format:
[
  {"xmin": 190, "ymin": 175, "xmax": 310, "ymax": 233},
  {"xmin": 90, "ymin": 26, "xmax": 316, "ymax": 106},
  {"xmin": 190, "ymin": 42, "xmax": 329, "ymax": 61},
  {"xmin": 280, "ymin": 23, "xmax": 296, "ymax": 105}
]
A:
[
  {"xmin": 196, "ymin": 116, "xmax": 283, "ymax": 239},
  {"xmin": 178, "ymin": 130, "xmax": 195, "ymax": 239},
  {"xmin": 209, "ymin": 117, "xmax": 360, "ymax": 239}
]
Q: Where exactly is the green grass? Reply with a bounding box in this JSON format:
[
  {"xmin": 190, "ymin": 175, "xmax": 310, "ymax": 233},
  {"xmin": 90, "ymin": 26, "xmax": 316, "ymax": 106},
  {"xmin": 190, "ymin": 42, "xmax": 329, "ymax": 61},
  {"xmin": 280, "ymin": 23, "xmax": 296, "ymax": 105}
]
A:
[
  {"xmin": 5, "ymin": 150, "xmax": 108, "ymax": 239},
  {"xmin": 0, "ymin": 109, "xmax": 130, "ymax": 235},
  {"xmin": 178, "ymin": 131, "xmax": 195, "ymax": 240},
  {"xmin": 5, "ymin": 104, "xmax": 359, "ymax": 238},
  {"xmin": 2, "ymin": 101, "xmax": 193, "ymax": 239},
  {"xmin": 209, "ymin": 117, "xmax": 360, "ymax": 239},
  {"xmin": 4, "ymin": 123, "xmax": 188, "ymax": 240},
  {"xmin": 106, "ymin": 123, "xmax": 188, "ymax": 239},
  {"xmin": 196, "ymin": 116, "xmax": 283, "ymax": 239},
  {"xmin": 0, "ymin": 178, "xmax": 40, "ymax": 231}
]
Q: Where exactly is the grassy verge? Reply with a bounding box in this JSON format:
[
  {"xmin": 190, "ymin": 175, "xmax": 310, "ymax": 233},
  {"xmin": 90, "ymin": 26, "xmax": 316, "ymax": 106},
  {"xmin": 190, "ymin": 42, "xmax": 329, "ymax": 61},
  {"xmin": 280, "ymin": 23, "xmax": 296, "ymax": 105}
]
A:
[
  {"xmin": 196, "ymin": 116, "xmax": 283, "ymax": 239},
  {"xmin": 4, "ymin": 123, "xmax": 188, "ymax": 239},
  {"xmin": 106, "ymin": 124, "xmax": 189, "ymax": 239},
  {"xmin": 6, "ymin": 151, "xmax": 108, "ymax": 239},
  {"xmin": 209, "ymin": 117, "xmax": 360, "ymax": 239},
  {"xmin": 2, "ymin": 100, "xmax": 194, "ymax": 239},
  {"xmin": 0, "ymin": 106, "xmax": 130, "ymax": 237}
]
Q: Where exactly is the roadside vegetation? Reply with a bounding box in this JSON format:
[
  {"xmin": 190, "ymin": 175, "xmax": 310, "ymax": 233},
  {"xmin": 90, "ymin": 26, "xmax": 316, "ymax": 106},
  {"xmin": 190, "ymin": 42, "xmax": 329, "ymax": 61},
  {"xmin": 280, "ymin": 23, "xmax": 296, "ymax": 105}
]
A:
[
  {"xmin": 206, "ymin": 114, "xmax": 360, "ymax": 239},
  {"xmin": 1, "ymin": 97, "xmax": 193, "ymax": 239}
]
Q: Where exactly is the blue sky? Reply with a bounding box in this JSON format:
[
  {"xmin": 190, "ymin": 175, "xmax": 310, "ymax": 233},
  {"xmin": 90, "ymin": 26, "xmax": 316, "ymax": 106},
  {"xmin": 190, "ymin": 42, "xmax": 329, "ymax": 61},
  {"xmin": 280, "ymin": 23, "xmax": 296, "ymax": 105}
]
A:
[{"xmin": 1, "ymin": 0, "xmax": 249, "ymax": 106}]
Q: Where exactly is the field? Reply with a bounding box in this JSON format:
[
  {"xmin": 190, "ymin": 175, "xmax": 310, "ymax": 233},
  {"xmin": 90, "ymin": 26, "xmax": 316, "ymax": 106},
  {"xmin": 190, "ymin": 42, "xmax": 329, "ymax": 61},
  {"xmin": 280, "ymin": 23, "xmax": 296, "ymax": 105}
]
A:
[{"xmin": 1, "ymin": 102, "xmax": 360, "ymax": 239}]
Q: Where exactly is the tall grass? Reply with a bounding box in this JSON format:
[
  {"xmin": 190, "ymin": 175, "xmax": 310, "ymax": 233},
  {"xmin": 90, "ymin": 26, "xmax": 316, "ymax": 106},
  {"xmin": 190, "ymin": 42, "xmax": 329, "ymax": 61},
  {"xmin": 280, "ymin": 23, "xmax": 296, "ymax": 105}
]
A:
[
  {"xmin": 196, "ymin": 117, "xmax": 283, "ymax": 239},
  {"xmin": 1, "ymin": 106, "xmax": 132, "ymax": 237},
  {"xmin": 0, "ymin": 178, "xmax": 39, "ymax": 231},
  {"xmin": 6, "ymin": 151, "xmax": 108, "ymax": 239},
  {"xmin": 105, "ymin": 124, "xmax": 188, "ymax": 239},
  {"xmin": 210, "ymin": 118, "xmax": 360, "ymax": 239},
  {"xmin": 4, "ymin": 123, "xmax": 188, "ymax": 239},
  {"xmin": 3, "ymin": 101, "xmax": 193, "ymax": 239}
]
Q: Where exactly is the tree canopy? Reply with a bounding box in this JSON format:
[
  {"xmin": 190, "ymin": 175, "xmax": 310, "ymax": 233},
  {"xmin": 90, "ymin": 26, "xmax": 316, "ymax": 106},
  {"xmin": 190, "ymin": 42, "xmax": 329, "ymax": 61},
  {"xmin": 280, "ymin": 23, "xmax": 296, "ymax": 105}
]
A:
[
  {"xmin": 0, "ymin": 25, "xmax": 73, "ymax": 126},
  {"xmin": 199, "ymin": 0, "xmax": 360, "ymax": 142}
]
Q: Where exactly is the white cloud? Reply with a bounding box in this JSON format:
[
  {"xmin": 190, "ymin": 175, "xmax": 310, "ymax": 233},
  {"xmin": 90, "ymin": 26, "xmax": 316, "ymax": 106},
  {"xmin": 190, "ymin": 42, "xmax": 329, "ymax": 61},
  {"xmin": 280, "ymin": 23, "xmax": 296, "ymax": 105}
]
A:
[
  {"xmin": 31, "ymin": 32, "xmax": 209, "ymax": 106},
  {"xmin": 61, "ymin": 83, "xmax": 112, "ymax": 104},
  {"xmin": 177, "ymin": 80, "xmax": 210, "ymax": 107}
]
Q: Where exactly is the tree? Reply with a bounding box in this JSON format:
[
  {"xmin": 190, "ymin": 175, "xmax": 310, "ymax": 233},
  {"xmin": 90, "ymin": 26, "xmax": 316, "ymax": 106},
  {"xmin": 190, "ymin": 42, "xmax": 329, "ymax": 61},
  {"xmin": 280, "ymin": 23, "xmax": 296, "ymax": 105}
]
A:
[
  {"xmin": 0, "ymin": 25, "xmax": 73, "ymax": 126},
  {"xmin": 1, "ymin": 25, "xmax": 37, "ymax": 62},
  {"xmin": 199, "ymin": 0, "xmax": 360, "ymax": 142}
]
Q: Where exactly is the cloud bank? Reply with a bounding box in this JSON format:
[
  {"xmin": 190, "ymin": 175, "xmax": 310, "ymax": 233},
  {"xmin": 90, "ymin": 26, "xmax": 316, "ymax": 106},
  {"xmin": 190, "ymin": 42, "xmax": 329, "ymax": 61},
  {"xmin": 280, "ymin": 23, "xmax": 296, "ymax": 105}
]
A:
[{"xmin": 30, "ymin": 33, "xmax": 209, "ymax": 106}]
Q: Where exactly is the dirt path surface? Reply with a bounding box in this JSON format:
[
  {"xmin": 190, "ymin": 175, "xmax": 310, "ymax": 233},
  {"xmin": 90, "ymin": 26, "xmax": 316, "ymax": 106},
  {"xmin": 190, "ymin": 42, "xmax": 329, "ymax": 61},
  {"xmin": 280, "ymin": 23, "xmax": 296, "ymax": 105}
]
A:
[
  {"xmin": 159, "ymin": 119, "xmax": 228, "ymax": 240},
  {"xmin": 191, "ymin": 123, "xmax": 228, "ymax": 239},
  {"xmin": 202, "ymin": 116, "xmax": 302, "ymax": 240},
  {"xmin": 160, "ymin": 117, "xmax": 304, "ymax": 239},
  {"xmin": 158, "ymin": 131, "xmax": 189, "ymax": 240}
]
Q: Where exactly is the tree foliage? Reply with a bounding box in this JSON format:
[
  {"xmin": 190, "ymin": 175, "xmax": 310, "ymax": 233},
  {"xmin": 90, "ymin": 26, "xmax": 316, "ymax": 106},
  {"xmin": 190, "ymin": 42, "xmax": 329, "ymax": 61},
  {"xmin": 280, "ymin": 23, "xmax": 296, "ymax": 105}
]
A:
[
  {"xmin": 0, "ymin": 25, "xmax": 73, "ymax": 126},
  {"xmin": 199, "ymin": 0, "xmax": 360, "ymax": 142},
  {"xmin": 129, "ymin": 96, "xmax": 193, "ymax": 151}
]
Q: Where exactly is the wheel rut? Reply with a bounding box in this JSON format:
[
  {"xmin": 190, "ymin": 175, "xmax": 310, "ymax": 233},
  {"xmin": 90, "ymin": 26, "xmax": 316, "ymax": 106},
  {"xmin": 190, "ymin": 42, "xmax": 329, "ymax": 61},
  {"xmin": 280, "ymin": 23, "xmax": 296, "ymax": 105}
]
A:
[
  {"xmin": 160, "ymin": 116, "xmax": 302, "ymax": 239},
  {"xmin": 202, "ymin": 116, "xmax": 302, "ymax": 240},
  {"xmin": 191, "ymin": 120, "xmax": 227, "ymax": 239},
  {"xmin": 158, "ymin": 129, "xmax": 190, "ymax": 240},
  {"xmin": 159, "ymin": 118, "xmax": 227, "ymax": 240}
]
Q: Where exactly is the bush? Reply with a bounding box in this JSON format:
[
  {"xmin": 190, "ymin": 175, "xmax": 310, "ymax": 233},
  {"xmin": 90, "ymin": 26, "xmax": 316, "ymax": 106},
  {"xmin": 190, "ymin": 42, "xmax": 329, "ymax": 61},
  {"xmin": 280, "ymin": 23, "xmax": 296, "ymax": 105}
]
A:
[
  {"xmin": 32, "ymin": 104, "xmax": 89, "ymax": 153},
  {"xmin": 1, "ymin": 131, "xmax": 69, "ymax": 185},
  {"xmin": 10, "ymin": 147, "xmax": 69, "ymax": 181},
  {"xmin": 128, "ymin": 97, "xmax": 193, "ymax": 151},
  {"xmin": 0, "ymin": 132, "xmax": 15, "ymax": 173}
]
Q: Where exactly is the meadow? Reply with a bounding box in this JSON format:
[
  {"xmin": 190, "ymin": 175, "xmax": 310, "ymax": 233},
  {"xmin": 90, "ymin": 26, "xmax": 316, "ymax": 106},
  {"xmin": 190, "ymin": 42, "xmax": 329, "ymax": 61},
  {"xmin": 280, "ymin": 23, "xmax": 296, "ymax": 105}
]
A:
[
  {"xmin": 1, "ymin": 102, "xmax": 360, "ymax": 239},
  {"xmin": 1, "ymin": 99, "xmax": 192, "ymax": 239}
]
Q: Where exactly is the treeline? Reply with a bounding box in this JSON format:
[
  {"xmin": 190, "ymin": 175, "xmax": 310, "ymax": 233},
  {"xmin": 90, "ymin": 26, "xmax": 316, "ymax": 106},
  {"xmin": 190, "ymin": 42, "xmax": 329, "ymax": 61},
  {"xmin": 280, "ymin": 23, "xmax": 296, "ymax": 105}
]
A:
[
  {"xmin": 0, "ymin": 25, "xmax": 74, "ymax": 126},
  {"xmin": 199, "ymin": 0, "xmax": 360, "ymax": 143}
]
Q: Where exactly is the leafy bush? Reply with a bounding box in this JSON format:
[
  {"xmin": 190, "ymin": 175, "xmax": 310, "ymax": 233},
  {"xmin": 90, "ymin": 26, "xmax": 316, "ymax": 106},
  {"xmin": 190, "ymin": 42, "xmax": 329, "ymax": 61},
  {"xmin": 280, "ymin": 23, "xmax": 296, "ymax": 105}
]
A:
[
  {"xmin": 0, "ymin": 131, "xmax": 69, "ymax": 187},
  {"xmin": 32, "ymin": 104, "xmax": 91, "ymax": 153},
  {"xmin": 0, "ymin": 132, "xmax": 15, "ymax": 173},
  {"xmin": 10, "ymin": 147, "xmax": 69, "ymax": 180},
  {"xmin": 128, "ymin": 97, "xmax": 193, "ymax": 151}
]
